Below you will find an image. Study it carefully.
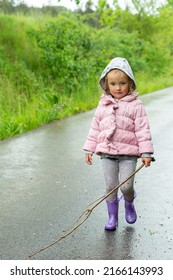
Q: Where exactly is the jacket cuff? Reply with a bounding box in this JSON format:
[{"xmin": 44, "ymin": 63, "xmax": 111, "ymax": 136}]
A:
[
  {"xmin": 141, "ymin": 153, "xmax": 152, "ymax": 158},
  {"xmin": 84, "ymin": 150, "xmax": 94, "ymax": 155}
]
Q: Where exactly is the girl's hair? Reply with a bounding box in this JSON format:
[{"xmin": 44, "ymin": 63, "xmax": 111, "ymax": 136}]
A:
[{"xmin": 103, "ymin": 69, "xmax": 135, "ymax": 95}]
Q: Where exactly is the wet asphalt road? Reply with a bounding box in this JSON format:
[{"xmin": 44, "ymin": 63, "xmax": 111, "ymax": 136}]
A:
[{"xmin": 0, "ymin": 87, "xmax": 173, "ymax": 260}]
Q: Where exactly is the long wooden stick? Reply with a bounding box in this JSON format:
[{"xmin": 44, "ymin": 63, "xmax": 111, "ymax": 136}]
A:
[{"xmin": 27, "ymin": 162, "xmax": 145, "ymax": 259}]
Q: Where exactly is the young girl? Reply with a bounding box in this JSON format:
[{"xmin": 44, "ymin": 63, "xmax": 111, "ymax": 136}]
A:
[{"xmin": 83, "ymin": 57, "xmax": 154, "ymax": 231}]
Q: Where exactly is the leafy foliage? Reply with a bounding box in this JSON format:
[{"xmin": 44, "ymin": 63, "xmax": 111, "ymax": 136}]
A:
[
  {"xmin": 0, "ymin": 1, "xmax": 173, "ymax": 139},
  {"xmin": 32, "ymin": 15, "xmax": 95, "ymax": 94}
]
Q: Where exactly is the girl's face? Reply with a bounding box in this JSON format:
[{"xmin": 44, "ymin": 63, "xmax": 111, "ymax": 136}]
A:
[{"xmin": 106, "ymin": 70, "xmax": 131, "ymax": 99}]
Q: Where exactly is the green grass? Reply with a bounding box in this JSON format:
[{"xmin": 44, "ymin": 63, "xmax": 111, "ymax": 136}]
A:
[
  {"xmin": 136, "ymin": 70, "xmax": 173, "ymax": 95},
  {"xmin": 0, "ymin": 73, "xmax": 100, "ymax": 140},
  {"xmin": 0, "ymin": 12, "xmax": 173, "ymax": 140},
  {"xmin": 1, "ymin": 69, "xmax": 173, "ymax": 140}
]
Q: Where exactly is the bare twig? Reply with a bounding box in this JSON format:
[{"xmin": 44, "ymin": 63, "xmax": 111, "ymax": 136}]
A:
[{"xmin": 27, "ymin": 162, "xmax": 145, "ymax": 259}]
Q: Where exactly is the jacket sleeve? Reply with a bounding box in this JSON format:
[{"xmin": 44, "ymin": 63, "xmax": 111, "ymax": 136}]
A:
[
  {"xmin": 134, "ymin": 103, "xmax": 154, "ymax": 154},
  {"xmin": 83, "ymin": 110, "xmax": 100, "ymax": 153}
]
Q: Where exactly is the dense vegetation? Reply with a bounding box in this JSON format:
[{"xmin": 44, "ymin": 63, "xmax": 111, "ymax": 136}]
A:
[{"xmin": 0, "ymin": 0, "xmax": 173, "ymax": 140}]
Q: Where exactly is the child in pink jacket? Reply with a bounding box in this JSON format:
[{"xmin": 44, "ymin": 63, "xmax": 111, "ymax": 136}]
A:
[{"xmin": 83, "ymin": 57, "xmax": 154, "ymax": 231}]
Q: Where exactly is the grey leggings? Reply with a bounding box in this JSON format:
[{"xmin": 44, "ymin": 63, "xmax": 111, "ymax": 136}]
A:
[{"xmin": 101, "ymin": 156, "xmax": 137, "ymax": 202}]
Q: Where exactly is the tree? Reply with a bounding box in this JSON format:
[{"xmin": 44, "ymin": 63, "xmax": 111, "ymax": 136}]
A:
[
  {"xmin": 58, "ymin": 0, "xmax": 80, "ymax": 4},
  {"xmin": 0, "ymin": 0, "xmax": 15, "ymax": 13},
  {"xmin": 124, "ymin": 0, "xmax": 161, "ymax": 15}
]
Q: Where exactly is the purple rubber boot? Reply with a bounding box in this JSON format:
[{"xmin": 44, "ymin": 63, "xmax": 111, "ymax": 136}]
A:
[
  {"xmin": 124, "ymin": 196, "xmax": 137, "ymax": 224},
  {"xmin": 105, "ymin": 198, "xmax": 119, "ymax": 231}
]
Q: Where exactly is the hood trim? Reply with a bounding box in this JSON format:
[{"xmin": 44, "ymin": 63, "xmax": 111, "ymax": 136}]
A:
[{"xmin": 99, "ymin": 57, "xmax": 136, "ymax": 92}]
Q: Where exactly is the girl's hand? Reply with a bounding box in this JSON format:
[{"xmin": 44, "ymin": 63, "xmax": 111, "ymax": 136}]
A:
[
  {"xmin": 142, "ymin": 157, "xmax": 152, "ymax": 167},
  {"xmin": 85, "ymin": 153, "xmax": 93, "ymax": 165}
]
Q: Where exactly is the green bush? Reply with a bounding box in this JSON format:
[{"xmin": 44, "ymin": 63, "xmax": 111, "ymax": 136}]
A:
[
  {"xmin": 0, "ymin": 4, "xmax": 173, "ymax": 140},
  {"xmin": 31, "ymin": 15, "xmax": 96, "ymax": 94}
]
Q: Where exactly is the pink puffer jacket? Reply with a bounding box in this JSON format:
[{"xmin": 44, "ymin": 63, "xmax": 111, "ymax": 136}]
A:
[{"xmin": 83, "ymin": 93, "xmax": 154, "ymax": 157}]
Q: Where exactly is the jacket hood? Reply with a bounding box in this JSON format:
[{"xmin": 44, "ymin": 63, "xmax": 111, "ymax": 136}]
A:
[{"xmin": 99, "ymin": 57, "xmax": 136, "ymax": 92}]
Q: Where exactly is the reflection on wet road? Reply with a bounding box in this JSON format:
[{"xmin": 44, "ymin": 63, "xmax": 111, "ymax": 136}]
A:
[{"xmin": 0, "ymin": 87, "xmax": 173, "ymax": 260}]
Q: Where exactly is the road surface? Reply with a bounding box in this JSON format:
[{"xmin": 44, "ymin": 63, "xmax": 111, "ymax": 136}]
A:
[{"xmin": 0, "ymin": 87, "xmax": 173, "ymax": 260}]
